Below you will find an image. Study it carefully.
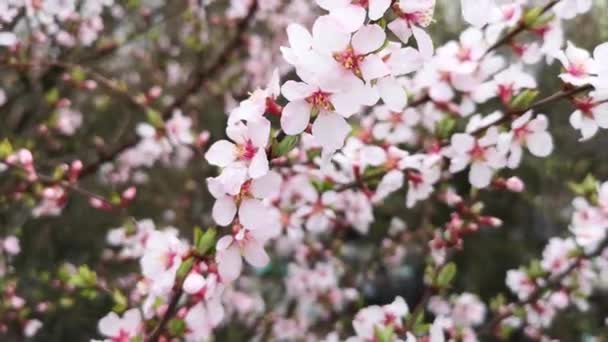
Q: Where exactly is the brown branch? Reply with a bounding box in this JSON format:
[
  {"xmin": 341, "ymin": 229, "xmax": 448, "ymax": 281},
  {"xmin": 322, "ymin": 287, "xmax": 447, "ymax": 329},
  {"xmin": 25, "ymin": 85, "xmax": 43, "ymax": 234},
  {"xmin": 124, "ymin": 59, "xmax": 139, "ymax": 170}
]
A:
[
  {"xmin": 482, "ymin": 0, "xmax": 561, "ymax": 57},
  {"xmin": 478, "ymin": 236, "xmax": 608, "ymax": 337}
]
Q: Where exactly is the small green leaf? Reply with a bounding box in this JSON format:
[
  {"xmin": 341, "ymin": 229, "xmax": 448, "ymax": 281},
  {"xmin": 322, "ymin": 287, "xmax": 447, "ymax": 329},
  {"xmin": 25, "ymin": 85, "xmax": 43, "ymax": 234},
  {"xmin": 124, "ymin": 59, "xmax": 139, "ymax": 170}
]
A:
[
  {"xmin": 436, "ymin": 262, "xmax": 457, "ymax": 288},
  {"xmin": 195, "ymin": 227, "xmax": 217, "ymax": 256},
  {"xmin": 168, "ymin": 318, "xmax": 187, "ymax": 336},
  {"xmin": 176, "ymin": 257, "xmax": 194, "ymax": 282},
  {"xmin": 112, "ymin": 289, "xmax": 128, "ymax": 313},
  {"xmin": 523, "ymin": 7, "xmax": 543, "ymax": 26},
  {"xmin": 272, "ymin": 135, "xmax": 300, "ymax": 157},
  {"xmin": 146, "ymin": 109, "xmax": 164, "ymax": 128},
  {"xmin": 374, "ymin": 325, "xmax": 394, "ymax": 342},
  {"xmin": 435, "ymin": 117, "xmax": 457, "ymax": 140},
  {"xmin": 0, "ymin": 139, "xmax": 14, "ymax": 159},
  {"xmin": 45, "ymin": 88, "xmax": 60, "ymax": 104},
  {"xmin": 510, "ymin": 89, "xmax": 539, "ymax": 111}
]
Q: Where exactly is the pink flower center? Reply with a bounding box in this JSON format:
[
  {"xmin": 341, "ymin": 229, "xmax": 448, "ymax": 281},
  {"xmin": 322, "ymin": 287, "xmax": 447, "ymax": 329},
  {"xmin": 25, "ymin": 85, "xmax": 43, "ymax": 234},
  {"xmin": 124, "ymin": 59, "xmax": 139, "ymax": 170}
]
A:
[
  {"xmin": 165, "ymin": 250, "xmax": 178, "ymax": 269},
  {"xmin": 513, "ymin": 124, "xmax": 532, "ymax": 142},
  {"xmin": 334, "ymin": 47, "xmax": 364, "ymax": 75},
  {"xmin": 457, "ymin": 47, "xmax": 472, "ymax": 62},
  {"xmin": 306, "ymin": 91, "xmax": 334, "ymax": 111},
  {"xmin": 567, "ymin": 63, "xmax": 587, "ymax": 77},
  {"xmin": 111, "ymin": 329, "xmax": 131, "ymax": 342},
  {"xmin": 469, "ymin": 142, "xmax": 486, "ymax": 161},
  {"xmin": 575, "ymin": 98, "xmax": 595, "ymax": 118},
  {"xmin": 351, "ymin": 0, "xmax": 369, "ymax": 7},
  {"xmin": 237, "ymin": 140, "xmax": 258, "ymax": 161},
  {"xmin": 389, "ymin": 112, "xmax": 403, "ymax": 125},
  {"xmin": 497, "ymin": 84, "xmax": 513, "ymax": 103}
]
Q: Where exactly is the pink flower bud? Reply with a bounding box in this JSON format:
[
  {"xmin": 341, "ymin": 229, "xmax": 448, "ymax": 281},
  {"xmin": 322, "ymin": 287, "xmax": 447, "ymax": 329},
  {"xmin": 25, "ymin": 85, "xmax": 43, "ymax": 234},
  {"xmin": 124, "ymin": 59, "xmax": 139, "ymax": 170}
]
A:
[
  {"xmin": 121, "ymin": 186, "xmax": 137, "ymax": 202},
  {"xmin": 505, "ymin": 176, "xmax": 525, "ymax": 192}
]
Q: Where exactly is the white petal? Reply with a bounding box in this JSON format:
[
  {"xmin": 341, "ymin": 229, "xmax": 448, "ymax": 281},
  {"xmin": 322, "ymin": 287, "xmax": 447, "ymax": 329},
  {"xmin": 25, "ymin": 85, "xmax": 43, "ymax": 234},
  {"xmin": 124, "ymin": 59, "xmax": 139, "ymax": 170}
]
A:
[
  {"xmin": 243, "ymin": 239, "xmax": 270, "ymax": 267},
  {"xmin": 360, "ymin": 55, "xmax": 391, "ymax": 82},
  {"xmin": 369, "ymin": 0, "xmax": 391, "ymax": 20},
  {"xmin": 281, "ymin": 100, "xmax": 312, "ymax": 135},
  {"xmin": 248, "ymin": 118, "xmax": 271, "ymax": 148},
  {"xmin": 377, "ymin": 77, "xmax": 407, "ymax": 111},
  {"xmin": 331, "ymin": 4, "xmax": 366, "ymax": 33},
  {"xmin": 388, "ymin": 19, "xmax": 412, "ymax": 44},
  {"xmin": 352, "ymin": 24, "xmax": 386, "ymax": 55},
  {"xmin": 387, "ymin": 47, "xmax": 423, "ymax": 75},
  {"xmin": 462, "ymin": 0, "xmax": 493, "ymax": 27},
  {"xmin": 469, "ymin": 162, "xmax": 493, "ymax": 188},
  {"xmin": 217, "ymin": 245, "xmax": 242, "ymax": 283},
  {"xmin": 312, "ymin": 15, "xmax": 350, "ymax": 55},
  {"xmin": 205, "ymin": 140, "xmax": 237, "ymax": 167},
  {"xmin": 251, "ymin": 171, "xmax": 282, "ymax": 199},
  {"xmin": 249, "ymin": 149, "xmax": 269, "ymax": 179},
  {"xmin": 281, "ymin": 81, "xmax": 315, "ymax": 101},
  {"xmin": 594, "ymin": 103, "xmax": 608, "ymax": 128},
  {"xmin": 212, "ymin": 197, "xmax": 237, "ymax": 226},
  {"xmin": 412, "ymin": 26, "xmax": 434, "ymax": 59},
  {"xmin": 286, "ymin": 24, "xmax": 312, "ymax": 56},
  {"xmin": 312, "ymin": 113, "xmax": 352, "ymax": 152},
  {"xmin": 527, "ymin": 132, "xmax": 554, "ymax": 157},
  {"xmin": 239, "ymin": 198, "xmax": 267, "ymax": 231}
]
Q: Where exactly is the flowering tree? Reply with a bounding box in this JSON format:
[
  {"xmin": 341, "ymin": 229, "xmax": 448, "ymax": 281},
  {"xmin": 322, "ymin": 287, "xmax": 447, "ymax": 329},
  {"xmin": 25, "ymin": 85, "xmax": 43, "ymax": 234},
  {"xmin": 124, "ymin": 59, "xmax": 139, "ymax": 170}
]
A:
[{"xmin": 2, "ymin": 0, "xmax": 608, "ymax": 341}]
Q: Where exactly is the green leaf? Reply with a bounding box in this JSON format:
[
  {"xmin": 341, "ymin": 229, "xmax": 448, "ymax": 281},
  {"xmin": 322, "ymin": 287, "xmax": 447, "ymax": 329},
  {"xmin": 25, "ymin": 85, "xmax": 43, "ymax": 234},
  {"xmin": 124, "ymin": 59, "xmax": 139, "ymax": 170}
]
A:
[
  {"xmin": 195, "ymin": 227, "xmax": 217, "ymax": 256},
  {"xmin": 112, "ymin": 289, "xmax": 128, "ymax": 313},
  {"xmin": 146, "ymin": 109, "xmax": 164, "ymax": 128},
  {"xmin": 436, "ymin": 262, "xmax": 457, "ymax": 288},
  {"xmin": 509, "ymin": 89, "xmax": 539, "ymax": 111},
  {"xmin": 374, "ymin": 325, "xmax": 394, "ymax": 342},
  {"xmin": 435, "ymin": 117, "xmax": 457, "ymax": 139},
  {"xmin": 523, "ymin": 7, "xmax": 543, "ymax": 26},
  {"xmin": 193, "ymin": 226, "xmax": 203, "ymax": 247},
  {"xmin": 71, "ymin": 66, "xmax": 86, "ymax": 83},
  {"xmin": 0, "ymin": 139, "xmax": 13, "ymax": 159},
  {"xmin": 272, "ymin": 135, "xmax": 300, "ymax": 157},
  {"xmin": 168, "ymin": 318, "xmax": 187, "ymax": 336},
  {"xmin": 45, "ymin": 88, "xmax": 60, "ymax": 104},
  {"xmin": 176, "ymin": 257, "xmax": 194, "ymax": 282}
]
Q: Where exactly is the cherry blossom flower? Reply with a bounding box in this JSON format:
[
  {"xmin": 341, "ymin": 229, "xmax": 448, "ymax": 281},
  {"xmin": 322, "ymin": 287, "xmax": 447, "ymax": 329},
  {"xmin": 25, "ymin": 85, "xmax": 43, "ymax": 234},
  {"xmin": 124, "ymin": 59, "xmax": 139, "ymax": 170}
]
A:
[
  {"xmin": 569, "ymin": 97, "xmax": 608, "ymax": 141},
  {"xmin": 165, "ymin": 110, "xmax": 194, "ymax": 145},
  {"xmin": 140, "ymin": 229, "xmax": 189, "ymax": 294},
  {"xmin": 388, "ymin": 0, "xmax": 435, "ymax": 59},
  {"xmin": 372, "ymin": 105, "xmax": 420, "ymax": 144},
  {"xmin": 205, "ymin": 118, "xmax": 271, "ymax": 179},
  {"xmin": 184, "ymin": 299, "xmax": 225, "ymax": 342},
  {"xmin": 349, "ymin": 296, "xmax": 409, "ymax": 341},
  {"xmin": 506, "ymin": 269, "xmax": 536, "ymax": 301},
  {"xmin": 555, "ymin": 42, "xmax": 598, "ymax": 86},
  {"xmin": 316, "ymin": 0, "xmax": 391, "ymax": 33},
  {"xmin": 473, "ymin": 64, "xmax": 537, "ymax": 104},
  {"xmin": 444, "ymin": 128, "xmax": 507, "ymax": 188},
  {"xmin": 541, "ymin": 237, "xmax": 577, "ymax": 276},
  {"xmin": 97, "ymin": 308, "xmax": 142, "ymax": 342},
  {"xmin": 215, "ymin": 222, "xmax": 277, "ymax": 282},
  {"xmin": 207, "ymin": 170, "xmax": 282, "ymax": 228},
  {"xmin": 500, "ymin": 111, "xmax": 554, "ymax": 168}
]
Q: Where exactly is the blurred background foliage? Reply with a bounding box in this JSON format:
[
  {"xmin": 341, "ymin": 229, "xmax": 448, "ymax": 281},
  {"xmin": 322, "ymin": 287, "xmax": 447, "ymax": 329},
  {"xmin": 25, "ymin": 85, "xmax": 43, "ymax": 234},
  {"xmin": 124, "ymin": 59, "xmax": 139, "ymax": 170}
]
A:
[{"xmin": 2, "ymin": 0, "xmax": 608, "ymax": 340}]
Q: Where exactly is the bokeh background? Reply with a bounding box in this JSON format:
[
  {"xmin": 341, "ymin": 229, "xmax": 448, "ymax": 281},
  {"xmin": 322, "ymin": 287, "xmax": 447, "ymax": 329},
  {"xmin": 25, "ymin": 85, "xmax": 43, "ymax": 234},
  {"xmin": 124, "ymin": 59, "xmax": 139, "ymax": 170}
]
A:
[{"xmin": 2, "ymin": 0, "xmax": 608, "ymax": 340}]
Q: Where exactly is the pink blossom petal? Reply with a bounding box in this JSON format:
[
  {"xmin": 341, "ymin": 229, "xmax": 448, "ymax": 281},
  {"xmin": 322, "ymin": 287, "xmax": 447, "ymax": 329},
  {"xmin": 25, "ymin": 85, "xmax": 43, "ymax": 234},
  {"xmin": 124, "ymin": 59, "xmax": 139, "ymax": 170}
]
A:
[
  {"xmin": 212, "ymin": 196, "xmax": 237, "ymax": 226},
  {"xmin": 281, "ymin": 100, "xmax": 312, "ymax": 135},
  {"xmin": 243, "ymin": 239, "xmax": 270, "ymax": 268}
]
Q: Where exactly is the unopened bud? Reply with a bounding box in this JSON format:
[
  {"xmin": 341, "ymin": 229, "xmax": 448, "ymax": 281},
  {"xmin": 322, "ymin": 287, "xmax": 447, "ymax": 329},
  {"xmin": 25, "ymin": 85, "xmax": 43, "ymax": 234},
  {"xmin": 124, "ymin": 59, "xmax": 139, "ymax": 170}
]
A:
[{"xmin": 506, "ymin": 176, "xmax": 525, "ymax": 192}]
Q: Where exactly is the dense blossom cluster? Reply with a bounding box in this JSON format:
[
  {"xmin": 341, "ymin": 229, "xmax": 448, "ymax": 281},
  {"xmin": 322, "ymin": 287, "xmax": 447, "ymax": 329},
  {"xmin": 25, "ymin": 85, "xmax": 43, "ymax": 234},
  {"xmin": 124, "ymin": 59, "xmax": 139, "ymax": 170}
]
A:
[{"xmin": 2, "ymin": 0, "xmax": 608, "ymax": 341}]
